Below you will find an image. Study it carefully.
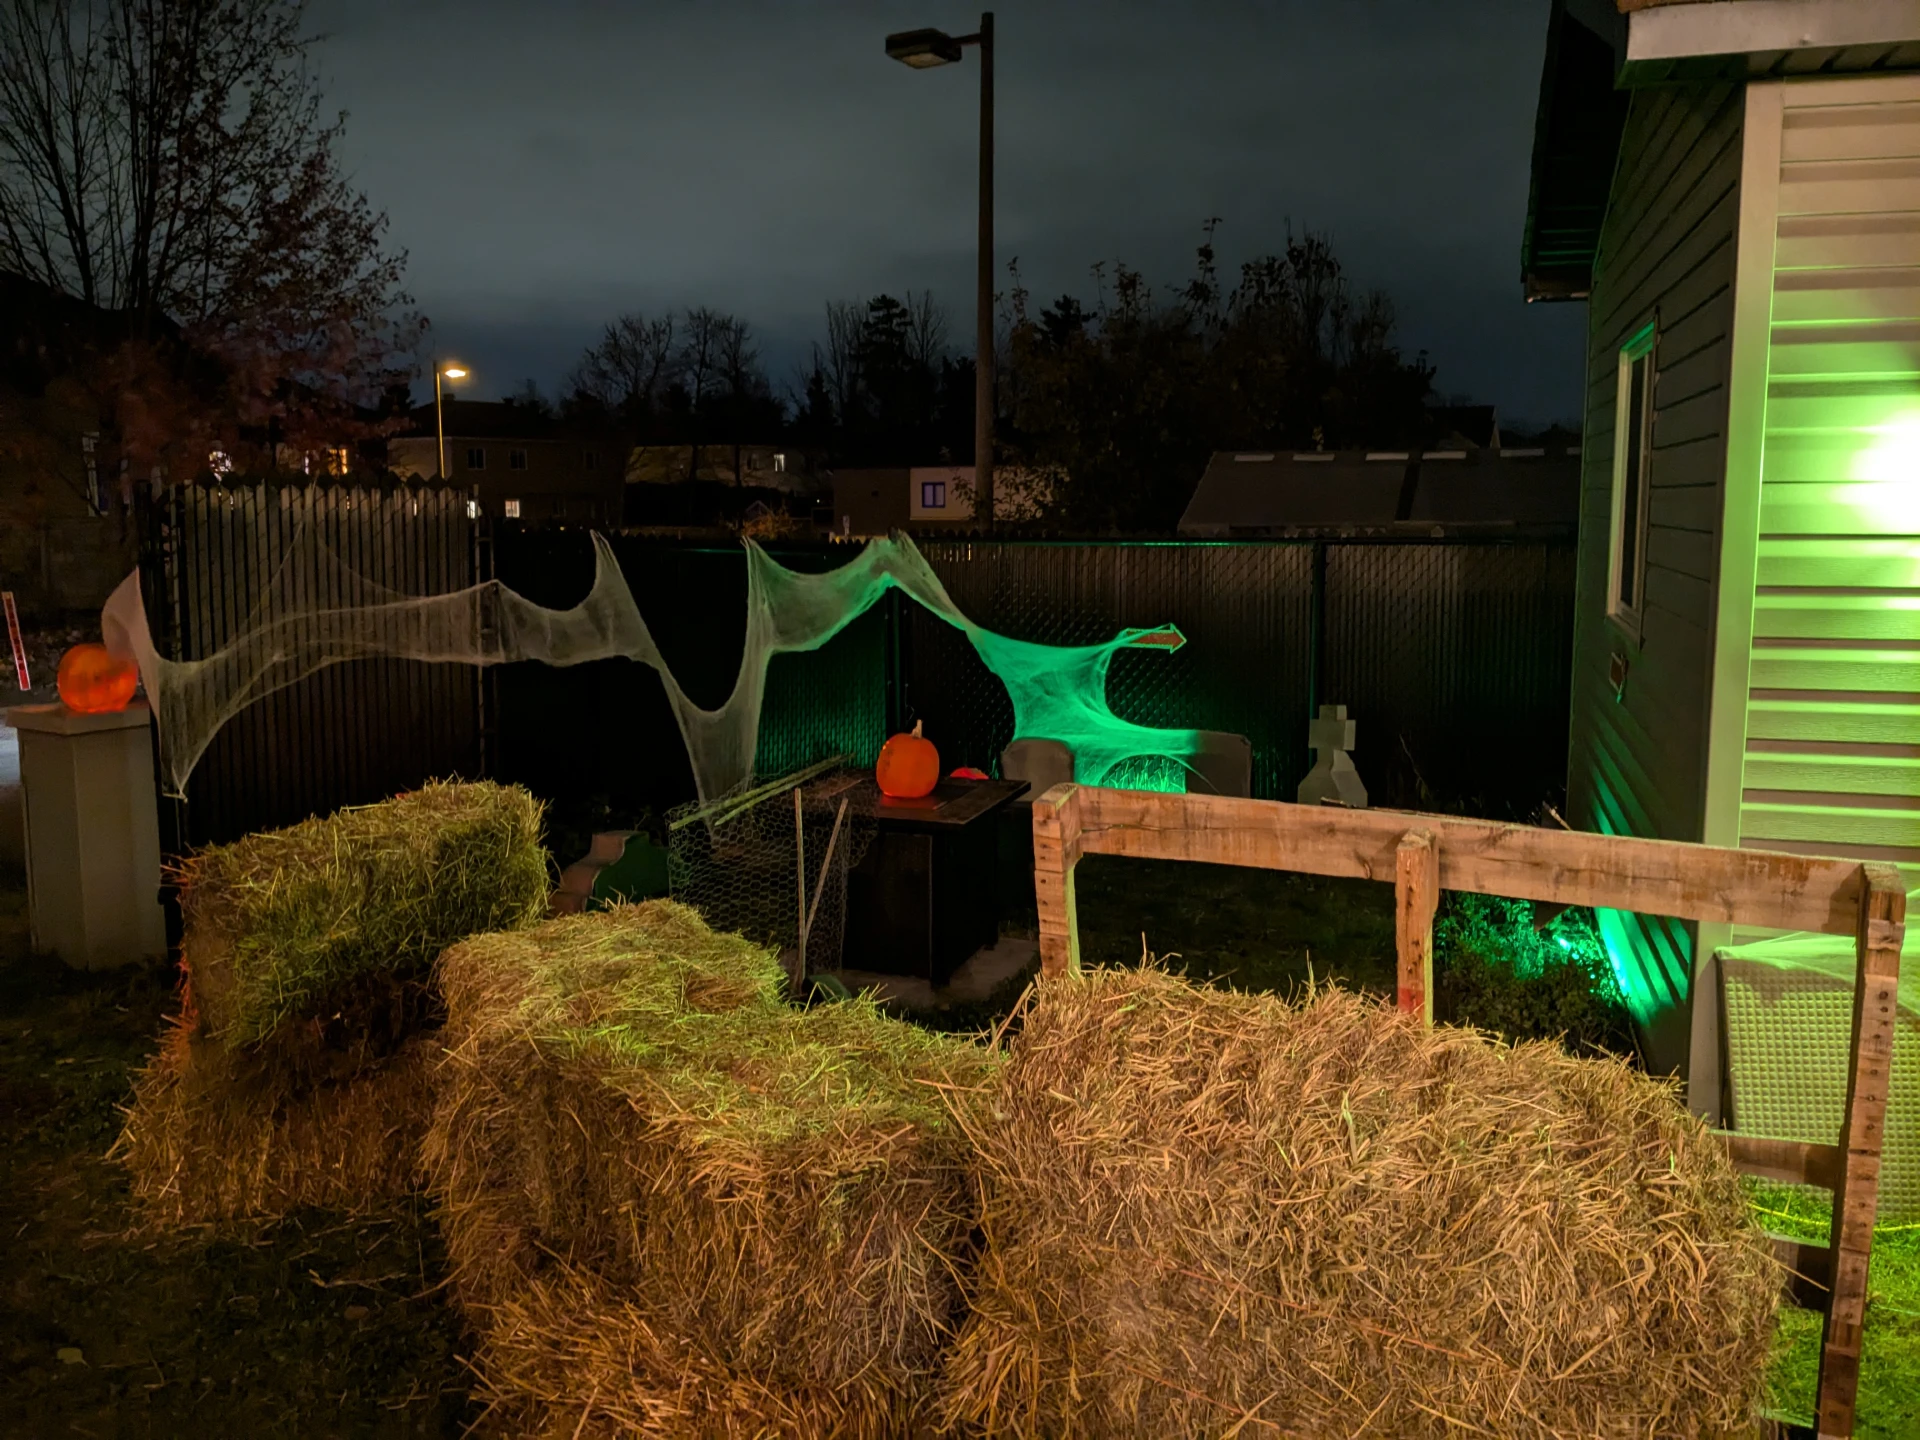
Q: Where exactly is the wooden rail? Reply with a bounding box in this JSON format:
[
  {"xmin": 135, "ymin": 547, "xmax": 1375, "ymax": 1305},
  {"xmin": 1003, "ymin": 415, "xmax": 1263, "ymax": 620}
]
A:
[{"xmin": 1029, "ymin": 785, "xmax": 1905, "ymax": 1440}]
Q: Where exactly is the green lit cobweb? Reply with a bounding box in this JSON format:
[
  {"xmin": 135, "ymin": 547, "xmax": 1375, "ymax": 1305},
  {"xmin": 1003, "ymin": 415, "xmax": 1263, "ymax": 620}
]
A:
[{"xmin": 104, "ymin": 530, "xmax": 1206, "ymax": 803}]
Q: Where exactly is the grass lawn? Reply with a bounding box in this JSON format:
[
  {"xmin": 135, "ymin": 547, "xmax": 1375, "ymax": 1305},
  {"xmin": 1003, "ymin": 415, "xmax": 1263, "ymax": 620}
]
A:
[
  {"xmin": 1749, "ymin": 1180, "xmax": 1920, "ymax": 1439},
  {"xmin": 3, "ymin": 850, "xmax": 1914, "ymax": 1435},
  {"xmin": 0, "ymin": 883, "xmax": 473, "ymax": 1438}
]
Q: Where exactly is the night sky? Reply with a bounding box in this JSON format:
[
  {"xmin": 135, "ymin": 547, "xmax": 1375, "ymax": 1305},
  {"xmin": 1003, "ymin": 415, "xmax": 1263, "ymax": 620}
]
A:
[{"xmin": 309, "ymin": 0, "xmax": 1588, "ymax": 428}]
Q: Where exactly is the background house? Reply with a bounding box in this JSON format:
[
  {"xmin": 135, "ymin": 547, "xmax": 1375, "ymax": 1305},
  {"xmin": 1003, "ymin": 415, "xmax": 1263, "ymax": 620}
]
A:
[
  {"xmin": 0, "ymin": 272, "xmax": 145, "ymax": 614},
  {"xmin": 389, "ymin": 399, "xmax": 625, "ymax": 525},
  {"xmin": 1179, "ymin": 446, "xmax": 1580, "ymax": 536},
  {"xmin": 833, "ymin": 464, "xmax": 1058, "ymax": 536},
  {"xmin": 1525, "ymin": 0, "xmax": 1920, "ymax": 1079},
  {"xmin": 624, "ymin": 443, "xmax": 821, "ymax": 494}
]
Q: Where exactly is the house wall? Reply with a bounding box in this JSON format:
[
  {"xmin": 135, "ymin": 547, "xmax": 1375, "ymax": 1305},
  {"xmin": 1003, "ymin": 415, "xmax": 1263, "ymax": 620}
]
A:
[
  {"xmin": 389, "ymin": 435, "xmax": 620, "ymax": 524},
  {"xmin": 1569, "ymin": 80, "xmax": 1747, "ymax": 1072},
  {"xmin": 909, "ymin": 466, "xmax": 973, "ymax": 522},
  {"xmin": 1721, "ymin": 74, "xmax": 1920, "ymax": 876},
  {"xmin": 833, "ymin": 469, "xmax": 911, "ymax": 538}
]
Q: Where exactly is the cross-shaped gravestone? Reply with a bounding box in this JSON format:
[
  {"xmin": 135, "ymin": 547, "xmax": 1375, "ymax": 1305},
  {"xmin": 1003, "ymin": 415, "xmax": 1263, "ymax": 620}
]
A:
[{"xmin": 1296, "ymin": 703, "xmax": 1369, "ymax": 809}]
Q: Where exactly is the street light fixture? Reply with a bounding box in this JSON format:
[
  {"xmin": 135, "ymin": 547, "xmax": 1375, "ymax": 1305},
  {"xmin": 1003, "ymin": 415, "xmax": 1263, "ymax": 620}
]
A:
[
  {"xmin": 435, "ymin": 363, "xmax": 467, "ymax": 481},
  {"xmin": 885, "ymin": 28, "xmax": 964, "ymax": 67},
  {"xmin": 885, "ymin": 13, "xmax": 995, "ymax": 528}
]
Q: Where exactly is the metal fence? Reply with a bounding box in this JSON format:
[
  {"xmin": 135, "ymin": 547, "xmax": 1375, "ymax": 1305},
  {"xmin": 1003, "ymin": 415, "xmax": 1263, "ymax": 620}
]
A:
[
  {"xmin": 489, "ymin": 533, "xmax": 1575, "ymax": 827},
  {"xmin": 903, "ymin": 538, "xmax": 1575, "ymax": 817},
  {"xmin": 141, "ymin": 509, "xmax": 1576, "ymax": 851},
  {"xmin": 142, "ymin": 481, "xmax": 484, "ymax": 849}
]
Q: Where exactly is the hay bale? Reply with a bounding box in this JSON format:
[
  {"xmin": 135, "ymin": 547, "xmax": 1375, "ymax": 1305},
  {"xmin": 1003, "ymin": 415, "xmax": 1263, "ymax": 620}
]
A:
[
  {"xmin": 424, "ymin": 901, "xmax": 995, "ymax": 1438},
  {"xmin": 941, "ymin": 969, "xmax": 1780, "ymax": 1440},
  {"xmin": 115, "ymin": 781, "xmax": 549, "ymax": 1224},
  {"xmin": 114, "ymin": 1014, "xmax": 434, "ymax": 1224},
  {"xmin": 182, "ymin": 780, "xmax": 549, "ymax": 1050}
]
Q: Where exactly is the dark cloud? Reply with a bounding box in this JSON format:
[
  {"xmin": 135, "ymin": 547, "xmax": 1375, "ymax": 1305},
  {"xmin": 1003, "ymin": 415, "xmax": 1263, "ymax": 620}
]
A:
[{"xmin": 311, "ymin": 0, "xmax": 1586, "ymax": 426}]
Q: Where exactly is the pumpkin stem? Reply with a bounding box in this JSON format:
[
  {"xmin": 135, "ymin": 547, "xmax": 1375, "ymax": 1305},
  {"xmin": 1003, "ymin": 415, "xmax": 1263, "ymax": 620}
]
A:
[{"xmin": 911, "ymin": 719, "xmax": 923, "ymax": 738}]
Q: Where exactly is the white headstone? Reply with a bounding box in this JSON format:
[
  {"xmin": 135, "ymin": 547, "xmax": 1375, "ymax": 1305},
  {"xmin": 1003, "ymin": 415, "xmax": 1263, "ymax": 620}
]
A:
[{"xmin": 1296, "ymin": 703, "xmax": 1368, "ymax": 809}]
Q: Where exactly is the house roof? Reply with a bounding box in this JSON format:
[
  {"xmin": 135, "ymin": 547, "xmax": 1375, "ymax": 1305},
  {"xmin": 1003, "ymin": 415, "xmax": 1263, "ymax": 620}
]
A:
[
  {"xmin": 1521, "ymin": 3, "xmax": 1629, "ymax": 303},
  {"xmin": 1177, "ymin": 449, "xmax": 1581, "ymax": 537},
  {"xmin": 1522, "ymin": 0, "xmax": 1920, "ymax": 302}
]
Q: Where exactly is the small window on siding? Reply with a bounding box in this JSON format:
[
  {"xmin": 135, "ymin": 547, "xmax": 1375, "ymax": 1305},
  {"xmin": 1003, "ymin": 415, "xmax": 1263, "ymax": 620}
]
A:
[
  {"xmin": 503, "ymin": 498, "xmax": 521, "ymax": 519},
  {"xmin": 921, "ymin": 480, "xmax": 946, "ymax": 509},
  {"xmin": 1608, "ymin": 322, "xmax": 1656, "ymax": 636},
  {"xmin": 466, "ymin": 446, "xmax": 486, "ymax": 470},
  {"xmin": 510, "ymin": 448, "xmax": 528, "ymax": 470}
]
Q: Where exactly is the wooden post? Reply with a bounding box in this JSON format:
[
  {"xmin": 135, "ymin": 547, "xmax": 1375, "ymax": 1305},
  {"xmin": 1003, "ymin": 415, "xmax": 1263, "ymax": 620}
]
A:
[
  {"xmin": 1395, "ymin": 829, "xmax": 1438, "ymax": 1024},
  {"xmin": 1032, "ymin": 783, "xmax": 1082, "ymax": 979},
  {"xmin": 1813, "ymin": 863, "xmax": 1905, "ymax": 1439}
]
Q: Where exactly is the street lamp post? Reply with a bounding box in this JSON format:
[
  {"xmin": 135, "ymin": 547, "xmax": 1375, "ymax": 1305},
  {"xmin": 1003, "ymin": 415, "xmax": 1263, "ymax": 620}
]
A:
[
  {"xmin": 435, "ymin": 363, "xmax": 467, "ymax": 480},
  {"xmin": 885, "ymin": 13, "xmax": 995, "ymax": 529}
]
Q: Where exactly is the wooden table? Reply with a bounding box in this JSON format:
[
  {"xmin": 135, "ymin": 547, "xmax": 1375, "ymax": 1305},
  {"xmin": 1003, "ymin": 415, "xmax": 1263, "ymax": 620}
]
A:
[{"xmin": 842, "ymin": 776, "xmax": 1029, "ymax": 985}]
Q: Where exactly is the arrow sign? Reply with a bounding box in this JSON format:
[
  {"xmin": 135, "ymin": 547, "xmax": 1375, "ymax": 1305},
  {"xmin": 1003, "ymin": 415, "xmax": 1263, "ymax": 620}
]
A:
[{"xmin": 1117, "ymin": 624, "xmax": 1186, "ymax": 654}]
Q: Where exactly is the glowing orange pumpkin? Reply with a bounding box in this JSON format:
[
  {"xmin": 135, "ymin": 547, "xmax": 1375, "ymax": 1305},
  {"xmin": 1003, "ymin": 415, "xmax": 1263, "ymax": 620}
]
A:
[
  {"xmin": 876, "ymin": 720, "xmax": 939, "ymax": 799},
  {"xmin": 57, "ymin": 643, "xmax": 138, "ymax": 714}
]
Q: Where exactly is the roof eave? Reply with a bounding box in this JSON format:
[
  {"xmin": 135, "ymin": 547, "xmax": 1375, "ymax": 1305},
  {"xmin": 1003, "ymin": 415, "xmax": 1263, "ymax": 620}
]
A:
[{"xmin": 1620, "ymin": 0, "xmax": 1920, "ymax": 86}]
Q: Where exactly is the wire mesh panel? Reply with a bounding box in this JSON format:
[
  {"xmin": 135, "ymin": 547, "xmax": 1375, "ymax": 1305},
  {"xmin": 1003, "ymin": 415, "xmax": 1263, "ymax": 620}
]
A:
[
  {"xmin": 1322, "ymin": 542, "xmax": 1576, "ymax": 816},
  {"xmin": 148, "ymin": 482, "xmax": 482, "ymax": 848},
  {"xmin": 666, "ymin": 764, "xmax": 879, "ymax": 983}
]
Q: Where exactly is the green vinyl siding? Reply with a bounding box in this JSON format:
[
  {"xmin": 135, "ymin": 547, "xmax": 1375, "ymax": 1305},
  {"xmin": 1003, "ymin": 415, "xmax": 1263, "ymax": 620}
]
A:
[
  {"xmin": 1569, "ymin": 82, "xmax": 1746, "ymax": 1066},
  {"xmin": 1737, "ymin": 77, "xmax": 1920, "ymax": 878}
]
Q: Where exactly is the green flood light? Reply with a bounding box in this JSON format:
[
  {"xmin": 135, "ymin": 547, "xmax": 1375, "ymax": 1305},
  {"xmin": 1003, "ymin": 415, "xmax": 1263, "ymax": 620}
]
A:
[{"xmin": 1853, "ymin": 410, "xmax": 1920, "ymax": 484}]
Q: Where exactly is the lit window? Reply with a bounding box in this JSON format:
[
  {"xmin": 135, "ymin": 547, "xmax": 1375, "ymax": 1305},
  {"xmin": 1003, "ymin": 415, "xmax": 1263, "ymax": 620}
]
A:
[
  {"xmin": 467, "ymin": 447, "xmax": 486, "ymax": 470},
  {"xmin": 921, "ymin": 480, "xmax": 946, "ymax": 509},
  {"xmin": 1608, "ymin": 321, "xmax": 1656, "ymax": 634},
  {"xmin": 466, "ymin": 499, "xmax": 480, "ymax": 519},
  {"xmin": 326, "ymin": 446, "xmax": 350, "ymax": 476},
  {"xmin": 584, "ymin": 450, "xmax": 598, "ymax": 471},
  {"xmin": 503, "ymin": 498, "xmax": 521, "ymax": 519},
  {"xmin": 773, "ymin": 452, "xmax": 787, "ymax": 473},
  {"xmin": 208, "ymin": 450, "xmax": 234, "ymax": 476},
  {"xmin": 510, "ymin": 448, "xmax": 528, "ymax": 470}
]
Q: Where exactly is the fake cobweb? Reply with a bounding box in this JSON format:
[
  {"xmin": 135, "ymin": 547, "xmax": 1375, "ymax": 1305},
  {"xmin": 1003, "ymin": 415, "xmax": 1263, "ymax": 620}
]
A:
[{"xmin": 101, "ymin": 528, "xmax": 1206, "ymax": 806}]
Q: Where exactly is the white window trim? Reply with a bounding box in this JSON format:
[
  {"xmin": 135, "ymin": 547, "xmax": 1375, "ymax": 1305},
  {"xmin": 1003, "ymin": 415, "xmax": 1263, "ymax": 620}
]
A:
[
  {"xmin": 503, "ymin": 498, "xmax": 521, "ymax": 519},
  {"xmin": 1607, "ymin": 321, "xmax": 1657, "ymax": 642}
]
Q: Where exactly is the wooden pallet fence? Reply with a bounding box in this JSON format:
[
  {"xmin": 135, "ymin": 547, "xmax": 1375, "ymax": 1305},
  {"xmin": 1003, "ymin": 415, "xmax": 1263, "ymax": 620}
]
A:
[{"xmin": 1027, "ymin": 784, "xmax": 1905, "ymax": 1440}]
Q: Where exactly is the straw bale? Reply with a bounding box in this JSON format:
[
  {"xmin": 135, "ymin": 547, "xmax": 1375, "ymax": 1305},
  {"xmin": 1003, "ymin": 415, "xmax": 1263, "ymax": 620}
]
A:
[
  {"xmin": 940, "ymin": 968, "xmax": 1780, "ymax": 1440},
  {"xmin": 424, "ymin": 901, "xmax": 995, "ymax": 1437},
  {"xmin": 113, "ymin": 1012, "xmax": 434, "ymax": 1225},
  {"xmin": 180, "ymin": 780, "xmax": 549, "ymax": 1050}
]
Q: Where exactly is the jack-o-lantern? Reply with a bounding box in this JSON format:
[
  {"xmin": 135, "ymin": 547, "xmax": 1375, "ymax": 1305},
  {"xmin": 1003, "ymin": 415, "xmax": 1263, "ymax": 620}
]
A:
[
  {"xmin": 876, "ymin": 720, "xmax": 939, "ymax": 799},
  {"xmin": 57, "ymin": 643, "xmax": 138, "ymax": 715}
]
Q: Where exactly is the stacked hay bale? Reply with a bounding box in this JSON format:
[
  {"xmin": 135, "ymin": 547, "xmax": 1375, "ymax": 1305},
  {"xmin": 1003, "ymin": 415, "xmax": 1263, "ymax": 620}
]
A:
[
  {"xmin": 941, "ymin": 968, "xmax": 1782, "ymax": 1439},
  {"xmin": 115, "ymin": 781, "xmax": 549, "ymax": 1224},
  {"xmin": 424, "ymin": 900, "xmax": 995, "ymax": 1439}
]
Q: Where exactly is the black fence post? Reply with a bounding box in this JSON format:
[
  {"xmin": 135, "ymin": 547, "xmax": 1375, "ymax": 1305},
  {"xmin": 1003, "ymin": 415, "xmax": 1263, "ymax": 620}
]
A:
[
  {"xmin": 884, "ymin": 587, "xmax": 905, "ymax": 736},
  {"xmin": 1307, "ymin": 538, "xmax": 1328, "ymax": 726}
]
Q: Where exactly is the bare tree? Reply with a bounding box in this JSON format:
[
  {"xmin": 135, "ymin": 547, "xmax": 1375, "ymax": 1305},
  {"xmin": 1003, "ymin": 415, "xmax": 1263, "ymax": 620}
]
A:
[
  {"xmin": 675, "ymin": 305, "xmax": 729, "ymax": 482},
  {"xmin": 0, "ymin": 0, "xmax": 418, "ymax": 483},
  {"xmin": 567, "ymin": 311, "xmax": 676, "ymax": 417},
  {"xmin": 903, "ymin": 289, "xmax": 949, "ymax": 370},
  {"xmin": 714, "ymin": 314, "xmax": 767, "ymax": 486},
  {"xmin": 820, "ymin": 299, "xmax": 864, "ymax": 427}
]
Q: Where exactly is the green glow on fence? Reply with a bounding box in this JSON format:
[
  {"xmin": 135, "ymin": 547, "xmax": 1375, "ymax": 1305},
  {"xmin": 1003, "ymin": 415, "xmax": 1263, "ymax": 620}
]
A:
[{"xmin": 746, "ymin": 537, "xmax": 1205, "ymax": 797}]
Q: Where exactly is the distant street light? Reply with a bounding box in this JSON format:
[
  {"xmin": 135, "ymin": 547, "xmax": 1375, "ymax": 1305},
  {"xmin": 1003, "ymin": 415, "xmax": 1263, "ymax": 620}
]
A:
[
  {"xmin": 435, "ymin": 363, "xmax": 467, "ymax": 481},
  {"xmin": 885, "ymin": 13, "xmax": 995, "ymax": 528}
]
